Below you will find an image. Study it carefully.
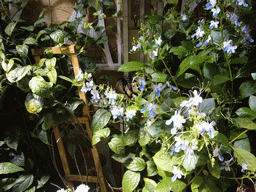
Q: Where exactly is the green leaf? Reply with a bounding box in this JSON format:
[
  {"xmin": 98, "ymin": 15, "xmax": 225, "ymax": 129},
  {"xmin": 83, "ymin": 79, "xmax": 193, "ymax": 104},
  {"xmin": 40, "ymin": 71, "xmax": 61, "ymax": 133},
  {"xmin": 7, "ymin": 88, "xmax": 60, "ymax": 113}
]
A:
[
  {"xmin": 29, "ymin": 76, "xmax": 53, "ymax": 96},
  {"xmin": 207, "ymin": 161, "xmax": 221, "ymax": 179},
  {"xmin": 198, "ymin": 98, "xmax": 215, "ymax": 115},
  {"xmin": 36, "ymin": 30, "xmax": 47, "ymax": 40},
  {"xmin": 239, "ymin": 81, "xmax": 256, "ymax": 99},
  {"xmin": 97, "ymin": 35, "xmax": 108, "ymax": 45},
  {"xmin": 5, "ymin": 136, "xmax": 18, "ymax": 151},
  {"xmin": 58, "ymin": 75, "xmax": 73, "ymax": 83},
  {"xmin": 38, "ymin": 58, "xmax": 46, "ymax": 67},
  {"xmin": 25, "ymin": 93, "xmax": 43, "ymax": 114},
  {"xmin": 146, "ymin": 160, "xmax": 158, "ymax": 177},
  {"xmin": 5, "ymin": 22, "xmax": 18, "ymax": 36},
  {"xmin": 42, "ymin": 113, "xmax": 55, "ymax": 130},
  {"xmin": 241, "ymin": 118, "xmax": 256, "ymax": 130},
  {"xmin": 45, "ymin": 57, "xmax": 56, "ymax": 70},
  {"xmin": 153, "ymin": 151, "xmax": 180, "ymax": 172},
  {"xmin": 217, "ymin": 133, "xmax": 229, "ymax": 146},
  {"xmin": 6, "ymin": 65, "xmax": 32, "ymax": 83},
  {"xmin": 125, "ymin": 157, "xmax": 146, "ymax": 172},
  {"xmin": 142, "ymin": 178, "xmax": 157, "ymax": 192},
  {"xmin": 37, "ymin": 129, "xmax": 49, "ymax": 145},
  {"xmin": 138, "ymin": 129, "xmax": 152, "ymax": 146},
  {"xmin": 34, "ymin": 18, "xmax": 50, "ymax": 26},
  {"xmin": 0, "ymin": 162, "xmax": 24, "ymax": 174},
  {"xmin": 92, "ymin": 128, "xmax": 110, "ymax": 145},
  {"xmin": 111, "ymin": 153, "xmax": 135, "ymax": 163},
  {"xmin": 147, "ymin": 120, "xmax": 172, "ymax": 136},
  {"xmin": 155, "ymin": 177, "xmax": 186, "ymax": 192},
  {"xmin": 191, "ymin": 175, "xmax": 204, "ymax": 190},
  {"xmin": 123, "ymin": 130, "xmax": 138, "ymax": 146},
  {"xmin": 13, "ymin": 175, "xmax": 34, "ymax": 192},
  {"xmin": 233, "ymin": 147, "xmax": 256, "ymax": 171},
  {"xmin": 0, "ymin": 178, "xmax": 16, "ymax": 191},
  {"xmin": 108, "ymin": 136, "xmax": 125, "ymax": 155},
  {"xmin": 251, "ymin": 73, "xmax": 256, "ymax": 80},
  {"xmin": 233, "ymin": 133, "xmax": 250, "ymax": 152},
  {"xmin": 25, "ymin": 186, "xmax": 36, "ymax": 192},
  {"xmin": 47, "ymin": 68, "xmax": 57, "ymax": 84},
  {"xmin": 213, "ymin": 75, "xmax": 230, "ymax": 85},
  {"xmin": 164, "ymin": 28, "xmax": 176, "ymax": 39},
  {"xmin": 151, "ymin": 71, "xmax": 168, "ymax": 82},
  {"xmin": 66, "ymin": 99, "xmax": 83, "ymax": 112},
  {"xmin": 118, "ymin": 61, "xmax": 147, "ymax": 72},
  {"xmin": 16, "ymin": 44, "xmax": 29, "ymax": 59},
  {"xmin": 249, "ymin": 95, "xmax": 256, "ymax": 111},
  {"xmin": 198, "ymin": 177, "xmax": 222, "ymax": 192},
  {"xmin": 50, "ymin": 29, "xmax": 64, "ymax": 44},
  {"xmin": 122, "ymin": 170, "xmax": 140, "ymax": 192},
  {"xmin": 90, "ymin": 109, "xmax": 111, "ymax": 133},
  {"xmin": 231, "ymin": 56, "xmax": 248, "ymax": 64},
  {"xmin": 235, "ymin": 107, "xmax": 256, "ymax": 118},
  {"xmin": 24, "ymin": 37, "xmax": 37, "ymax": 45},
  {"xmin": 10, "ymin": 152, "xmax": 25, "ymax": 167}
]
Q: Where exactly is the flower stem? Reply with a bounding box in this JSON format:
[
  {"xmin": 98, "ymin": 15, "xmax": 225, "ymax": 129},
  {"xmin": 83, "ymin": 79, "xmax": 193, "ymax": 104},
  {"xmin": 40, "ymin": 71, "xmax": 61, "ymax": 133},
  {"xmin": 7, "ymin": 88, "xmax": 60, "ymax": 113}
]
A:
[{"xmin": 228, "ymin": 130, "xmax": 248, "ymax": 145}]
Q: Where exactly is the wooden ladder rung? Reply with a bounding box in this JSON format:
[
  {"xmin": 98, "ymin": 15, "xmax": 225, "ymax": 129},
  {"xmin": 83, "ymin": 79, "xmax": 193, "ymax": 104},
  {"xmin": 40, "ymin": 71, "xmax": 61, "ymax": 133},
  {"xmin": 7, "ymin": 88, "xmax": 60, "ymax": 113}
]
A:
[{"xmin": 66, "ymin": 174, "xmax": 104, "ymax": 183}]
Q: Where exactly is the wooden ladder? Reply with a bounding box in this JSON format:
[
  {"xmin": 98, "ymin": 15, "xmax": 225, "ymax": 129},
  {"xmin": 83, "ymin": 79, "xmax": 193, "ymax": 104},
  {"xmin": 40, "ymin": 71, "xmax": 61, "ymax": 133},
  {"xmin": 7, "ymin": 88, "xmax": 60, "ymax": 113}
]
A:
[{"xmin": 31, "ymin": 45, "xmax": 107, "ymax": 192}]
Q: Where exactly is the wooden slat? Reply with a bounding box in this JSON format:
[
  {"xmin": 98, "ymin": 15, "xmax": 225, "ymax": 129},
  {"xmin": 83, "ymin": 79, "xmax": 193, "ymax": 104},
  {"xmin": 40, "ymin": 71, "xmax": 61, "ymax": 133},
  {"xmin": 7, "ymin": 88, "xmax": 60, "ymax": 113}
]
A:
[
  {"xmin": 31, "ymin": 45, "xmax": 76, "ymax": 56},
  {"xmin": 66, "ymin": 174, "xmax": 104, "ymax": 183}
]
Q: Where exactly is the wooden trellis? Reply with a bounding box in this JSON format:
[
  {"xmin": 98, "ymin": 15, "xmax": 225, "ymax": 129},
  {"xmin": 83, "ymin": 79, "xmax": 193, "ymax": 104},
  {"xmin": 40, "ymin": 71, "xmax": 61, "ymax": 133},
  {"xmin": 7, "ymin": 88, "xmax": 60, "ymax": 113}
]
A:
[{"xmin": 31, "ymin": 45, "xmax": 107, "ymax": 192}]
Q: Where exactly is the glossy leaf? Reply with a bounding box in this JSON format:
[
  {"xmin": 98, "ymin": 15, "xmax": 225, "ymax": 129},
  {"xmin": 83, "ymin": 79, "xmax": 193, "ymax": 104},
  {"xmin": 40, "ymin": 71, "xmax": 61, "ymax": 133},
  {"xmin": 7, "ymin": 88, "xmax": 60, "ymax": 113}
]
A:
[
  {"xmin": 92, "ymin": 128, "xmax": 110, "ymax": 145},
  {"xmin": 213, "ymin": 75, "xmax": 230, "ymax": 85},
  {"xmin": 241, "ymin": 118, "xmax": 256, "ymax": 130},
  {"xmin": 123, "ymin": 130, "xmax": 138, "ymax": 146},
  {"xmin": 12, "ymin": 174, "xmax": 34, "ymax": 192},
  {"xmin": 6, "ymin": 65, "xmax": 31, "ymax": 83},
  {"xmin": 142, "ymin": 178, "xmax": 157, "ymax": 192},
  {"xmin": 155, "ymin": 177, "xmax": 186, "ymax": 192},
  {"xmin": 24, "ymin": 37, "xmax": 37, "ymax": 45},
  {"xmin": 249, "ymin": 95, "xmax": 256, "ymax": 111},
  {"xmin": 25, "ymin": 93, "xmax": 43, "ymax": 114},
  {"xmin": 198, "ymin": 98, "xmax": 215, "ymax": 115},
  {"xmin": 207, "ymin": 161, "xmax": 221, "ymax": 179},
  {"xmin": 151, "ymin": 71, "xmax": 168, "ymax": 82},
  {"xmin": 233, "ymin": 133, "xmax": 250, "ymax": 152},
  {"xmin": 235, "ymin": 107, "xmax": 256, "ymax": 118},
  {"xmin": 34, "ymin": 18, "xmax": 50, "ymax": 26},
  {"xmin": 118, "ymin": 61, "xmax": 147, "ymax": 72},
  {"xmin": 90, "ymin": 109, "xmax": 111, "ymax": 133},
  {"xmin": 125, "ymin": 157, "xmax": 146, "ymax": 172},
  {"xmin": 164, "ymin": 28, "xmax": 176, "ymax": 39},
  {"xmin": 153, "ymin": 151, "xmax": 180, "ymax": 172},
  {"xmin": 138, "ymin": 129, "xmax": 152, "ymax": 146},
  {"xmin": 111, "ymin": 153, "xmax": 135, "ymax": 163},
  {"xmin": 108, "ymin": 136, "xmax": 125, "ymax": 155},
  {"xmin": 29, "ymin": 76, "xmax": 53, "ymax": 96},
  {"xmin": 146, "ymin": 160, "xmax": 158, "ymax": 177},
  {"xmin": 47, "ymin": 68, "xmax": 57, "ymax": 84},
  {"xmin": 239, "ymin": 81, "xmax": 256, "ymax": 99},
  {"xmin": 5, "ymin": 22, "xmax": 17, "ymax": 36},
  {"xmin": 42, "ymin": 113, "xmax": 55, "ymax": 130},
  {"xmin": 45, "ymin": 57, "xmax": 56, "ymax": 70},
  {"xmin": 233, "ymin": 147, "xmax": 256, "ymax": 172},
  {"xmin": 66, "ymin": 99, "xmax": 83, "ymax": 112},
  {"xmin": 122, "ymin": 170, "xmax": 140, "ymax": 192},
  {"xmin": 0, "ymin": 163, "xmax": 24, "ymax": 174},
  {"xmin": 50, "ymin": 29, "xmax": 64, "ymax": 44},
  {"xmin": 16, "ymin": 44, "xmax": 29, "ymax": 59}
]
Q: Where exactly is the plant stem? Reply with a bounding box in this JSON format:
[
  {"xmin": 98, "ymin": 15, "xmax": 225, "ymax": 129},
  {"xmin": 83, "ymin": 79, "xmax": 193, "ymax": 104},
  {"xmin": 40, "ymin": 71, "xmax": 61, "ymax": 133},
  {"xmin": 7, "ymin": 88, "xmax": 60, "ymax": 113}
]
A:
[{"xmin": 228, "ymin": 130, "xmax": 248, "ymax": 145}]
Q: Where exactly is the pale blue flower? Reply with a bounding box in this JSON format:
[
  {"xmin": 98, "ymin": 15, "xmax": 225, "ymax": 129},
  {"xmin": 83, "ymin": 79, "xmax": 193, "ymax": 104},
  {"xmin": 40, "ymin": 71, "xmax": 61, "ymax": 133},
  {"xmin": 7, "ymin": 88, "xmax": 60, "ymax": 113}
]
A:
[
  {"xmin": 196, "ymin": 42, "xmax": 203, "ymax": 47},
  {"xmin": 213, "ymin": 145, "xmax": 224, "ymax": 161},
  {"xmin": 139, "ymin": 78, "xmax": 147, "ymax": 91},
  {"xmin": 166, "ymin": 81, "xmax": 178, "ymax": 90},
  {"xmin": 181, "ymin": 14, "xmax": 188, "ymax": 21},
  {"xmin": 226, "ymin": 12, "xmax": 240, "ymax": 27},
  {"xmin": 211, "ymin": 6, "xmax": 220, "ymax": 17},
  {"xmin": 227, "ymin": 45, "xmax": 237, "ymax": 54},
  {"xmin": 151, "ymin": 49, "xmax": 158, "ymax": 59},
  {"xmin": 125, "ymin": 109, "xmax": 137, "ymax": 121},
  {"xmin": 223, "ymin": 40, "xmax": 232, "ymax": 51},
  {"xmin": 91, "ymin": 87, "xmax": 100, "ymax": 103},
  {"xmin": 154, "ymin": 36, "xmax": 162, "ymax": 47},
  {"xmin": 75, "ymin": 68, "xmax": 84, "ymax": 81},
  {"xmin": 130, "ymin": 43, "xmax": 141, "ymax": 52},
  {"xmin": 141, "ymin": 103, "xmax": 159, "ymax": 119},
  {"xmin": 111, "ymin": 106, "xmax": 124, "ymax": 119},
  {"xmin": 237, "ymin": 0, "xmax": 248, "ymax": 7},
  {"xmin": 220, "ymin": 157, "xmax": 234, "ymax": 171},
  {"xmin": 166, "ymin": 111, "xmax": 186, "ymax": 134},
  {"xmin": 203, "ymin": 35, "xmax": 212, "ymax": 45},
  {"xmin": 210, "ymin": 20, "xmax": 219, "ymax": 29},
  {"xmin": 192, "ymin": 27, "xmax": 205, "ymax": 39},
  {"xmin": 105, "ymin": 90, "xmax": 118, "ymax": 105},
  {"xmin": 241, "ymin": 163, "xmax": 248, "ymax": 172},
  {"xmin": 152, "ymin": 83, "xmax": 163, "ymax": 97},
  {"xmin": 172, "ymin": 166, "xmax": 184, "ymax": 182},
  {"xmin": 205, "ymin": 0, "xmax": 217, "ymax": 10}
]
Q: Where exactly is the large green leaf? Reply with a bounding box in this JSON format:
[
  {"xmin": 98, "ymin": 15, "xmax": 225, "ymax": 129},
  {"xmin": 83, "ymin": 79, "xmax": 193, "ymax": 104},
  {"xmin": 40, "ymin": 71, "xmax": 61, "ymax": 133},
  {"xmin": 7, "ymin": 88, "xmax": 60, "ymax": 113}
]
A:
[
  {"xmin": 153, "ymin": 151, "xmax": 180, "ymax": 172},
  {"xmin": 6, "ymin": 65, "xmax": 32, "ymax": 83},
  {"xmin": 249, "ymin": 95, "xmax": 256, "ymax": 111},
  {"xmin": 16, "ymin": 44, "xmax": 29, "ymax": 59},
  {"xmin": 36, "ymin": 175, "xmax": 50, "ymax": 189},
  {"xmin": 0, "ymin": 162, "xmax": 24, "ymax": 174},
  {"xmin": 142, "ymin": 178, "xmax": 157, "ymax": 192},
  {"xmin": 235, "ymin": 107, "xmax": 256, "ymax": 118},
  {"xmin": 123, "ymin": 130, "xmax": 138, "ymax": 146},
  {"xmin": 45, "ymin": 57, "xmax": 57, "ymax": 70},
  {"xmin": 47, "ymin": 68, "xmax": 57, "ymax": 84},
  {"xmin": 66, "ymin": 99, "xmax": 83, "ymax": 112},
  {"xmin": 198, "ymin": 98, "xmax": 215, "ymax": 115},
  {"xmin": 147, "ymin": 120, "xmax": 171, "ymax": 136},
  {"xmin": 90, "ymin": 109, "xmax": 111, "ymax": 133},
  {"xmin": 155, "ymin": 177, "xmax": 186, "ymax": 192},
  {"xmin": 124, "ymin": 157, "xmax": 146, "ymax": 172},
  {"xmin": 138, "ymin": 129, "xmax": 152, "ymax": 146},
  {"xmin": 13, "ymin": 174, "xmax": 34, "ymax": 192},
  {"xmin": 24, "ymin": 37, "xmax": 37, "ymax": 45},
  {"xmin": 108, "ymin": 136, "xmax": 125, "ymax": 155},
  {"xmin": 42, "ymin": 113, "xmax": 55, "ymax": 130},
  {"xmin": 164, "ymin": 28, "xmax": 176, "ymax": 39},
  {"xmin": 151, "ymin": 71, "xmax": 168, "ymax": 82},
  {"xmin": 241, "ymin": 118, "xmax": 256, "ymax": 130},
  {"xmin": 29, "ymin": 76, "xmax": 53, "ymax": 96},
  {"xmin": 25, "ymin": 93, "xmax": 43, "ymax": 114},
  {"xmin": 0, "ymin": 178, "xmax": 16, "ymax": 191},
  {"xmin": 233, "ymin": 147, "xmax": 256, "ymax": 172},
  {"xmin": 118, "ymin": 61, "xmax": 147, "ymax": 72},
  {"xmin": 191, "ymin": 175, "xmax": 204, "ymax": 191},
  {"xmin": 10, "ymin": 152, "xmax": 25, "ymax": 167},
  {"xmin": 92, "ymin": 128, "xmax": 110, "ymax": 145},
  {"xmin": 213, "ymin": 75, "xmax": 230, "ymax": 85},
  {"xmin": 111, "ymin": 153, "xmax": 135, "ymax": 163},
  {"xmin": 34, "ymin": 18, "xmax": 50, "ymax": 26},
  {"xmin": 198, "ymin": 177, "xmax": 222, "ymax": 192},
  {"xmin": 5, "ymin": 22, "xmax": 18, "ymax": 36},
  {"xmin": 122, "ymin": 170, "xmax": 140, "ymax": 192},
  {"xmin": 50, "ymin": 29, "xmax": 64, "ymax": 44},
  {"xmin": 233, "ymin": 133, "xmax": 250, "ymax": 152},
  {"xmin": 239, "ymin": 81, "xmax": 256, "ymax": 99},
  {"xmin": 207, "ymin": 161, "xmax": 221, "ymax": 179},
  {"xmin": 146, "ymin": 160, "xmax": 158, "ymax": 177}
]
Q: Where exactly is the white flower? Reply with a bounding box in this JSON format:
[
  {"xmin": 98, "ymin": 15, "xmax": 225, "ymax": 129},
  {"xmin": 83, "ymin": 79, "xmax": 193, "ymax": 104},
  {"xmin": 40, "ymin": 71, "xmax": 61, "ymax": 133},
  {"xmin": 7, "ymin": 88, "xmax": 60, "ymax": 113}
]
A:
[
  {"xmin": 91, "ymin": 87, "xmax": 100, "ymax": 103},
  {"xmin": 181, "ymin": 14, "xmax": 188, "ymax": 21},
  {"xmin": 130, "ymin": 43, "xmax": 141, "ymax": 52},
  {"xmin": 141, "ymin": 103, "xmax": 159, "ymax": 119},
  {"xmin": 241, "ymin": 163, "xmax": 249, "ymax": 172},
  {"xmin": 111, "ymin": 106, "xmax": 124, "ymax": 119},
  {"xmin": 237, "ymin": 0, "xmax": 248, "ymax": 7},
  {"xmin": 205, "ymin": 0, "xmax": 217, "ymax": 10},
  {"xmin": 203, "ymin": 35, "xmax": 212, "ymax": 45},
  {"xmin": 105, "ymin": 90, "xmax": 118, "ymax": 105},
  {"xmin": 210, "ymin": 20, "xmax": 219, "ymax": 29},
  {"xmin": 166, "ymin": 111, "xmax": 186, "ymax": 134},
  {"xmin": 172, "ymin": 166, "xmax": 184, "ymax": 182},
  {"xmin": 75, "ymin": 184, "xmax": 90, "ymax": 192},
  {"xmin": 154, "ymin": 36, "xmax": 162, "ymax": 47},
  {"xmin": 75, "ymin": 68, "xmax": 84, "ymax": 81},
  {"xmin": 211, "ymin": 6, "xmax": 220, "ymax": 17},
  {"xmin": 139, "ymin": 78, "xmax": 147, "ymax": 91},
  {"xmin": 125, "ymin": 109, "xmax": 137, "ymax": 121},
  {"xmin": 191, "ymin": 90, "xmax": 203, "ymax": 106},
  {"xmin": 152, "ymin": 83, "xmax": 163, "ymax": 97},
  {"xmin": 213, "ymin": 145, "xmax": 224, "ymax": 161},
  {"xmin": 151, "ymin": 49, "xmax": 158, "ymax": 59},
  {"xmin": 57, "ymin": 189, "xmax": 66, "ymax": 192},
  {"xmin": 195, "ymin": 121, "xmax": 216, "ymax": 138},
  {"xmin": 192, "ymin": 27, "xmax": 205, "ymax": 39},
  {"xmin": 220, "ymin": 157, "xmax": 234, "ymax": 171},
  {"xmin": 227, "ymin": 45, "xmax": 237, "ymax": 54}
]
